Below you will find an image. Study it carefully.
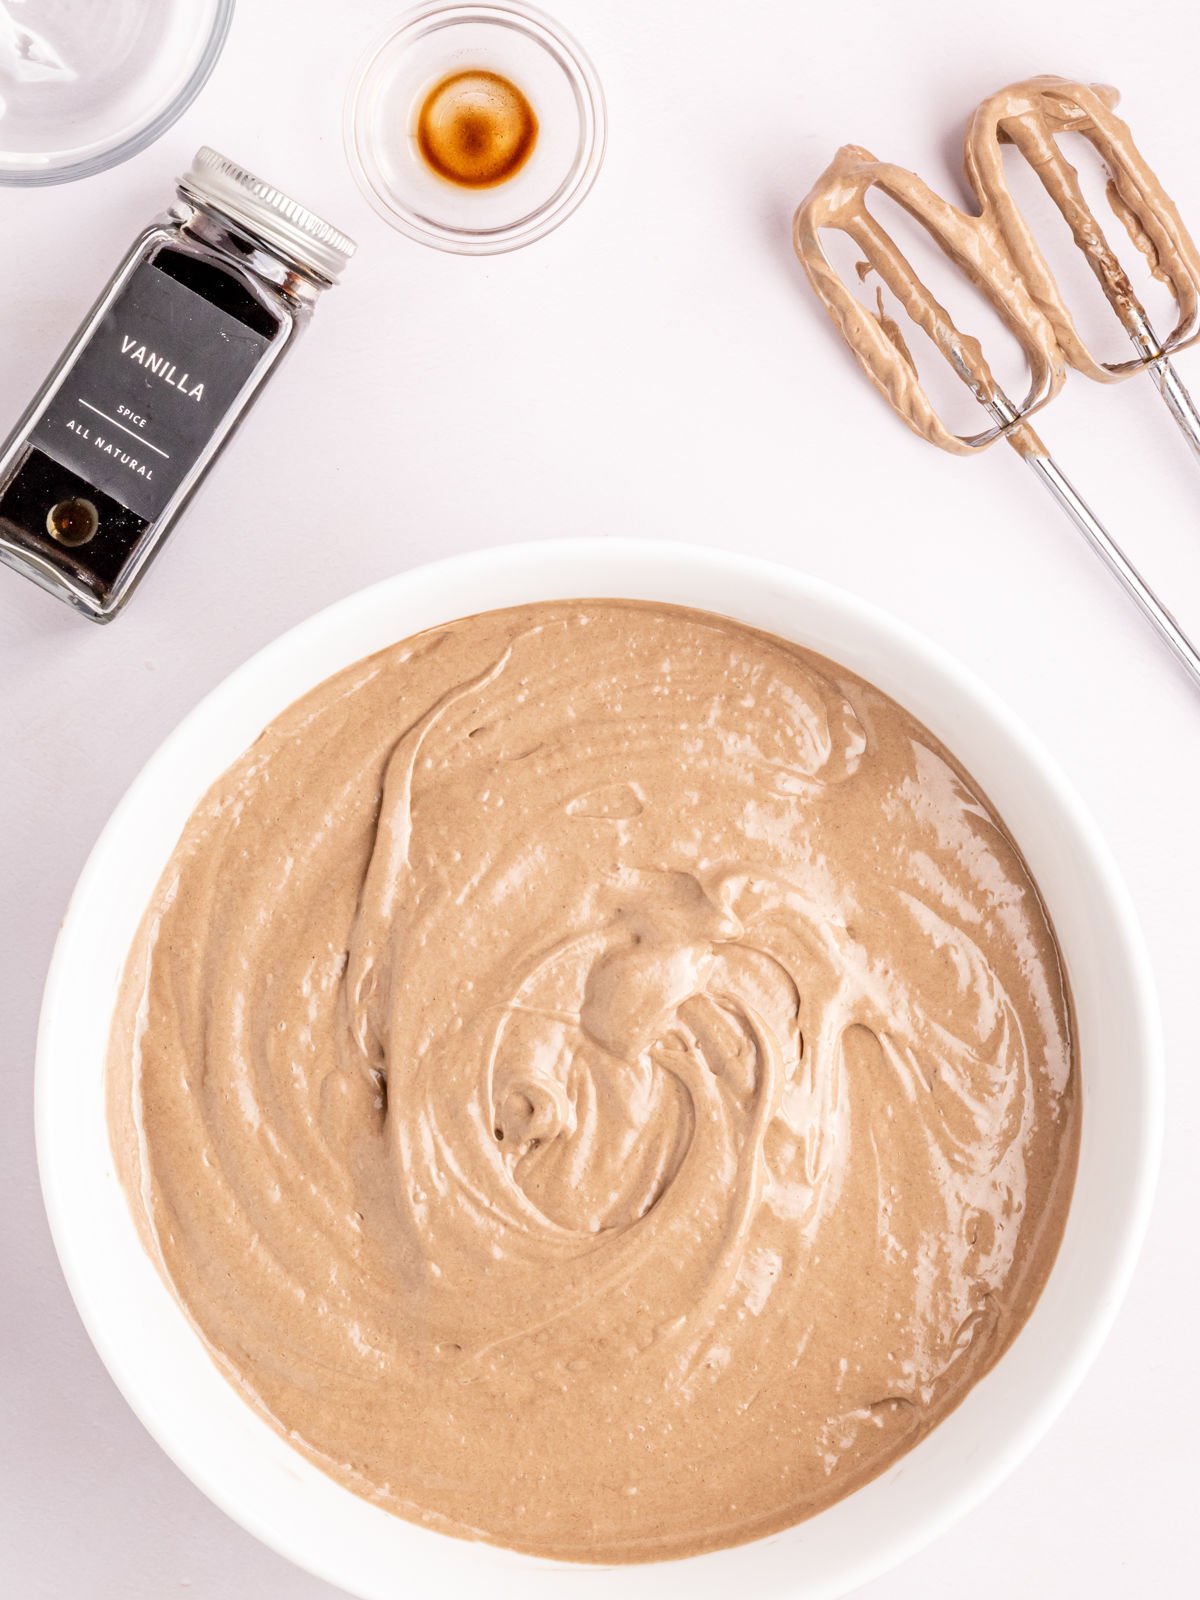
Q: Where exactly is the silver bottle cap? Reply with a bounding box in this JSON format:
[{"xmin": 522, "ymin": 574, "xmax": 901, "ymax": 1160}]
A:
[{"xmin": 179, "ymin": 147, "xmax": 357, "ymax": 284}]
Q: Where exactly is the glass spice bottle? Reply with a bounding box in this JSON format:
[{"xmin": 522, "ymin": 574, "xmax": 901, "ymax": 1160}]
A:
[{"xmin": 0, "ymin": 147, "xmax": 355, "ymax": 622}]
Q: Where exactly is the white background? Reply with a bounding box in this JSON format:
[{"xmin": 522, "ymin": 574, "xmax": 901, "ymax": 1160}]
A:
[{"xmin": 2, "ymin": 1, "xmax": 1198, "ymax": 1595}]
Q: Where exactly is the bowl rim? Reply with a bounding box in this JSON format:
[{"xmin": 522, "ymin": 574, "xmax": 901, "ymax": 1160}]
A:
[
  {"xmin": 35, "ymin": 538, "xmax": 1164, "ymax": 1599},
  {"xmin": 0, "ymin": 0, "xmax": 236, "ymax": 188}
]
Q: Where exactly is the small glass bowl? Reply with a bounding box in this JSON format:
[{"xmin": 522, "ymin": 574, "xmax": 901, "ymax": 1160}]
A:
[
  {"xmin": 344, "ymin": 1, "xmax": 606, "ymax": 255},
  {"xmin": 0, "ymin": 0, "xmax": 234, "ymax": 186}
]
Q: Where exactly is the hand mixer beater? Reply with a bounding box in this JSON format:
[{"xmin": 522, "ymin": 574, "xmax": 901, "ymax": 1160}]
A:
[
  {"xmin": 794, "ymin": 75, "xmax": 1200, "ymax": 691},
  {"xmin": 967, "ymin": 79, "xmax": 1200, "ymax": 462}
]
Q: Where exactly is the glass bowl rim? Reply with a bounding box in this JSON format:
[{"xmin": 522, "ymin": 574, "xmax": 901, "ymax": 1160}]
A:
[{"xmin": 0, "ymin": 0, "xmax": 236, "ymax": 188}]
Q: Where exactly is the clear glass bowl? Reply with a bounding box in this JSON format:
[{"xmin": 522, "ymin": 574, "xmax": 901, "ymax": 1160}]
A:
[
  {"xmin": 344, "ymin": 1, "xmax": 606, "ymax": 255},
  {"xmin": 0, "ymin": 0, "xmax": 234, "ymax": 186}
]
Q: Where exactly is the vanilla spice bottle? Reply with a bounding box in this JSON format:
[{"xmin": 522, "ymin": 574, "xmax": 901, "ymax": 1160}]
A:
[{"xmin": 0, "ymin": 148, "xmax": 355, "ymax": 622}]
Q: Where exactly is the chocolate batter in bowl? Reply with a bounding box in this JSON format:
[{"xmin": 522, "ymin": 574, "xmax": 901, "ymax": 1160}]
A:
[{"xmin": 37, "ymin": 544, "xmax": 1161, "ymax": 1597}]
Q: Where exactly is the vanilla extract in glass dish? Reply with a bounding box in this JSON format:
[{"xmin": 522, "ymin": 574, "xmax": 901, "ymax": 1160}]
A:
[
  {"xmin": 0, "ymin": 148, "xmax": 355, "ymax": 621},
  {"xmin": 346, "ymin": 1, "xmax": 605, "ymax": 254},
  {"xmin": 416, "ymin": 68, "xmax": 538, "ymax": 188}
]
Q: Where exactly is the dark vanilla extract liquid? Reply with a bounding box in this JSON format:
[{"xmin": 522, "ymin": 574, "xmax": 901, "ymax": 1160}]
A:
[{"xmin": 416, "ymin": 70, "xmax": 538, "ymax": 188}]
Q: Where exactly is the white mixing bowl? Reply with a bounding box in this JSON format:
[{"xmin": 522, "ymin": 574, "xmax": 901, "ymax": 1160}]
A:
[{"xmin": 36, "ymin": 540, "xmax": 1162, "ymax": 1599}]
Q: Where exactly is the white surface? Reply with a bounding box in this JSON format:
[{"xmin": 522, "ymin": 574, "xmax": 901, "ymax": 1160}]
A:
[
  {"xmin": 1, "ymin": 1, "xmax": 1198, "ymax": 1595},
  {"xmin": 36, "ymin": 541, "xmax": 1162, "ymax": 1600}
]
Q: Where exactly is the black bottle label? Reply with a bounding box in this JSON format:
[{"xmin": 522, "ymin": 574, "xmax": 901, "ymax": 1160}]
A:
[{"xmin": 30, "ymin": 261, "xmax": 271, "ymax": 522}]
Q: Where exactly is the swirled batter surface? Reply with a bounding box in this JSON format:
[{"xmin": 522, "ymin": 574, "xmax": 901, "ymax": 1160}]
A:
[{"xmin": 108, "ymin": 601, "xmax": 1078, "ymax": 1562}]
